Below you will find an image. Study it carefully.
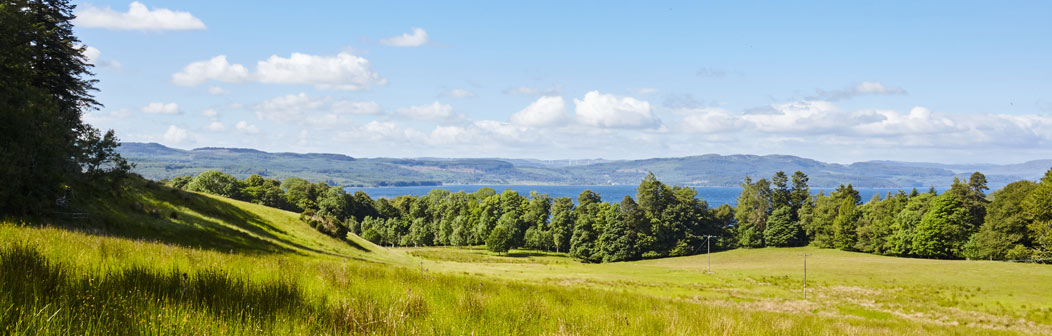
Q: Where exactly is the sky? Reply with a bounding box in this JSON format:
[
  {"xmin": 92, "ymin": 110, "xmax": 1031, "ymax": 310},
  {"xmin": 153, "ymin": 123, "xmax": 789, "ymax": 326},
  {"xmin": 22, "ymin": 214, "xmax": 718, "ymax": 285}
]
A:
[{"xmin": 75, "ymin": 1, "xmax": 1052, "ymax": 164}]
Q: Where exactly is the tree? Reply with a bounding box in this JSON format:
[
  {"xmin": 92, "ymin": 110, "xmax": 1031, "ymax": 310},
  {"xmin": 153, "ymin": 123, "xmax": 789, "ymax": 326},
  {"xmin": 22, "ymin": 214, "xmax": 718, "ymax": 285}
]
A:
[
  {"xmin": 735, "ymin": 177, "xmax": 770, "ymax": 247},
  {"xmin": 1, "ymin": 0, "xmax": 129, "ymax": 214},
  {"xmin": 963, "ymin": 180, "xmax": 1037, "ymax": 260},
  {"xmin": 764, "ymin": 206, "xmax": 800, "ymax": 247},
  {"xmin": 486, "ymin": 225, "xmax": 512, "ymax": 255},
  {"xmin": 187, "ymin": 170, "xmax": 242, "ymax": 198},
  {"xmin": 1023, "ymin": 169, "xmax": 1052, "ymax": 258},
  {"xmin": 912, "ymin": 193, "xmax": 970, "ymax": 259},
  {"xmin": 549, "ymin": 197, "xmax": 575, "ymax": 253}
]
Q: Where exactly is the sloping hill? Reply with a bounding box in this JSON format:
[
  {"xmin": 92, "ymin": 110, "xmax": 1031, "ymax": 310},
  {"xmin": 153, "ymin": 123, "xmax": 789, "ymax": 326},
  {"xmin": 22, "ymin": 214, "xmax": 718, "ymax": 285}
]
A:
[
  {"xmin": 41, "ymin": 175, "xmax": 398, "ymax": 263},
  {"xmin": 119, "ymin": 142, "xmax": 1050, "ymax": 188}
]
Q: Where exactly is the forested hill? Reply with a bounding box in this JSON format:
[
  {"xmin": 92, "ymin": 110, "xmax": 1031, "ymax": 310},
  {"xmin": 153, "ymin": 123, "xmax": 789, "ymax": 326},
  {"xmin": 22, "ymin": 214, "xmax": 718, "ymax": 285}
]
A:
[{"xmin": 119, "ymin": 142, "xmax": 1047, "ymax": 188}]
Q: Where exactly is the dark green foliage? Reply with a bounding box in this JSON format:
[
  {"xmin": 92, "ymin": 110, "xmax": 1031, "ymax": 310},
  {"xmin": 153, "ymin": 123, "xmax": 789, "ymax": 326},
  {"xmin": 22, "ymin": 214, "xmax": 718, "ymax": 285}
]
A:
[
  {"xmin": 764, "ymin": 206, "xmax": 800, "ymax": 247},
  {"xmin": 0, "ymin": 0, "xmax": 129, "ymax": 215},
  {"xmin": 912, "ymin": 193, "xmax": 971, "ymax": 258},
  {"xmin": 549, "ymin": 197, "xmax": 575, "ymax": 253},
  {"xmin": 734, "ymin": 177, "xmax": 770, "ymax": 248},
  {"xmin": 486, "ymin": 225, "xmax": 512, "ymax": 255},
  {"xmin": 187, "ymin": 171, "xmax": 242, "ymax": 199},
  {"xmin": 964, "ymin": 181, "xmax": 1037, "ymax": 260},
  {"xmin": 1023, "ymin": 169, "xmax": 1052, "ymax": 258}
]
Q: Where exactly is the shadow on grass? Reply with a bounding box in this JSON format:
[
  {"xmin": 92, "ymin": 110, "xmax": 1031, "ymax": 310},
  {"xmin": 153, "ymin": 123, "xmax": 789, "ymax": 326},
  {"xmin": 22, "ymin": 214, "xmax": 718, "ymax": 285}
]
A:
[{"xmin": 32, "ymin": 176, "xmax": 365, "ymax": 257}]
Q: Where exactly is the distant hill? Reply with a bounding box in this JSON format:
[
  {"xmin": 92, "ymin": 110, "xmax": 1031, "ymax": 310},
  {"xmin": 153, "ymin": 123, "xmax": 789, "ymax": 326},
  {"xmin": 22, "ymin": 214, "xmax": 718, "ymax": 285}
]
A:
[{"xmin": 118, "ymin": 142, "xmax": 1050, "ymax": 188}]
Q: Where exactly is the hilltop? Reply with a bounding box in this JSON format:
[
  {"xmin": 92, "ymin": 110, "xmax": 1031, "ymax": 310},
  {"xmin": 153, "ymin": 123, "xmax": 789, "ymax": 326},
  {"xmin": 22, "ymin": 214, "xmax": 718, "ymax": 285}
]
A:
[{"xmin": 119, "ymin": 142, "xmax": 1048, "ymax": 188}]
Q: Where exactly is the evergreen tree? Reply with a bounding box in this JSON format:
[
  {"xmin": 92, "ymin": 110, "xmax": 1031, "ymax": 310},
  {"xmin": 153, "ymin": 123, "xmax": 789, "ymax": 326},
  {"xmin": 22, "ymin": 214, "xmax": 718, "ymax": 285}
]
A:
[
  {"xmin": 764, "ymin": 206, "xmax": 800, "ymax": 247},
  {"xmin": 734, "ymin": 177, "xmax": 770, "ymax": 247},
  {"xmin": 1, "ymin": 0, "xmax": 129, "ymax": 214}
]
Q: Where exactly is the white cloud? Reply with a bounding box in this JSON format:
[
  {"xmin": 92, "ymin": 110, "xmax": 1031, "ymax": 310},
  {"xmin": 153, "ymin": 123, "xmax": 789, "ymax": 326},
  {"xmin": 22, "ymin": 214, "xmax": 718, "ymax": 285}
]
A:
[
  {"xmin": 503, "ymin": 84, "xmax": 562, "ymax": 96},
  {"xmin": 208, "ymin": 86, "xmax": 228, "ymax": 95},
  {"xmin": 574, "ymin": 91, "xmax": 659, "ymax": 129},
  {"xmin": 163, "ymin": 125, "xmax": 188, "ymax": 143},
  {"xmin": 814, "ymin": 81, "xmax": 907, "ymax": 101},
  {"xmin": 173, "ymin": 52, "xmax": 383, "ymax": 91},
  {"xmin": 850, "ymin": 107, "xmax": 956, "ymax": 136},
  {"xmin": 235, "ymin": 121, "xmax": 259, "ymax": 134},
  {"xmin": 202, "ymin": 109, "xmax": 219, "ymax": 119},
  {"xmin": 741, "ymin": 100, "xmax": 840, "ymax": 133},
  {"xmin": 396, "ymin": 102, "xmax": 455, "ymax": 121},
  {"xmin": 172, "ymin": 55, "xmax": 250, "ymax": 86},
  {"xmin": 141, "ymin": 102, "xmax": 180, "ymax": 115},
  {"xmin": 511, "ymin": 96, "xmax": 567, "ymax": 127},
  {"xmin": 254, "ymin": 93, "xmax": 382, "ymax": 121},
  {"xmin": 442, "ymin": 88, "xmax": 476, "ymax": 99},
  {"xmin": 206, "ymin": 121, "xmax": 226, "ymax": 131},
  {"xmin": 256, "ymin": 52, "xmax": 385, "ymax": 91},
  {"xmin": 380, "ymin": 28, "xmax": 429, "ymax": 47},
  {"xmin": 678, "ymin": 108, "xmax": 743, "ymax": 133},
  {"xmin": 75, "ymin": 2, "xmax": 206, "ymax": 31}
]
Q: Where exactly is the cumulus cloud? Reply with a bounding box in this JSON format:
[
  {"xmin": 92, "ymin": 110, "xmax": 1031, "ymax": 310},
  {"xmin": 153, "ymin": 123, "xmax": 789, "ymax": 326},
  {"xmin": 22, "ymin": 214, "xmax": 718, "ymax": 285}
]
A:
[
  {"xmin": 510, "ymin": 96, "xmax": 566, "ymax": 127},
  {"xmin": 813, "ymin": 81, "xmax": 907, "ymax": 101},
  {"xmin": 741, "ymin": 100, "xmax": 840, "ymax": 133},
  {"xmin": 503, "ymin": 84, "xmax": 562, "ymax": 96},
  {"xmin": 235, "ymin": 121, "xmax": 259, "ymax": 134},
  {"xmin": 141, "ymin": 102, "xmax": 180, "ymax": 115},
  {"xmin": 163, "ymin": 125, "xmax": 188, "ymax": 143},
  {"xmin": 256, "ymin": 52, "xmax": 385, "ymax": 90},
  {"xmin": 396, "ymin": 102, "xmax": 456, "ymax": 121},
  {"xmin": 173, "ymin": 52, "xmax": 384, "ymax": 91},
  {"xmin": 253, "ymin": 93, "xmax": 382, "ymax": 122},
  {"xmin": 172, "ymin": 55, "xmax": 250, "ymax": 86},
  {"xmin": 202, "ymin": 109, "xmax": 219, "ymax": 119},
  {"xmin": 678, "ymin": 108, "xmax": 744, "ymax": 133},
  {"xmin": 380, "ymin": 28, "xmax": 429, "ymax": 47},
  {"xmin": 441, "ymin": 88, "xmax": 476, "ymax": 99},
  {"xmin": 574, "ymin": 91, "xmax": 659, "ymax": 129},
  {"xmin": 75, "ymin": 2, "xmax": 206, "ymax": 31}
]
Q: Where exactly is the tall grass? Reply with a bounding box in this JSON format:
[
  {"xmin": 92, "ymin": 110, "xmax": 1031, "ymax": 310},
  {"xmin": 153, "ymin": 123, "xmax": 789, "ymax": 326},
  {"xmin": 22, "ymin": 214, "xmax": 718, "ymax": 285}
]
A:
[{"xmin": 0, "ymin": 233, "xmax": 1028, "ymax": 335}]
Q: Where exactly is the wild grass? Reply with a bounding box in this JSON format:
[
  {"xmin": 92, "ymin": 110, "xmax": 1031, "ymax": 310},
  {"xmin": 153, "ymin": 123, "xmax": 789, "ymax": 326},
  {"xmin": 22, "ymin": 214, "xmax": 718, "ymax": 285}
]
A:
[{"xmin": 1, "ymin": 179, "xmax": 1048, "ymax": 334}]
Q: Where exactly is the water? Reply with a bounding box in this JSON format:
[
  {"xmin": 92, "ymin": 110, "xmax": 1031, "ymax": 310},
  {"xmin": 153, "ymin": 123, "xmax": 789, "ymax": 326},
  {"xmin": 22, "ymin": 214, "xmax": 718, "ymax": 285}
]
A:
[{"xmin": 345, "ymin": 185, "xmax": 930, "ymax": 207}]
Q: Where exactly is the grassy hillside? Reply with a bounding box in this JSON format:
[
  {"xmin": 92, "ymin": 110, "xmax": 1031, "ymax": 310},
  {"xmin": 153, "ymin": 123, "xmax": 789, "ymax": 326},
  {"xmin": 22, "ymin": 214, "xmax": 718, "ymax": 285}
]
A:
[{"xmin": 3, "ymin": 178, "xmax": 1050, "ymax": 335}]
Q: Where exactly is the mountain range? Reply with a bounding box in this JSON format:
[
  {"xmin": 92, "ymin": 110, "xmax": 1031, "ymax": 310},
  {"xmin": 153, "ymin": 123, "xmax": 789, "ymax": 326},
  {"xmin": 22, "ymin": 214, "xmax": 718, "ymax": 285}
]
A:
[{"xmin": 118, "ymin": 142, "xmax": 1052, "ymax": 189}]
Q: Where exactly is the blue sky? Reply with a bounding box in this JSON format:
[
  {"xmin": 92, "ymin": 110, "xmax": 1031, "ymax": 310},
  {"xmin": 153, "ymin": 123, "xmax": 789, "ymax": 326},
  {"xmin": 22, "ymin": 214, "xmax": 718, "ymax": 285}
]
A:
[{"xmin": 76, "ymin": 1, "xmax": 1052, "ymax": 163}]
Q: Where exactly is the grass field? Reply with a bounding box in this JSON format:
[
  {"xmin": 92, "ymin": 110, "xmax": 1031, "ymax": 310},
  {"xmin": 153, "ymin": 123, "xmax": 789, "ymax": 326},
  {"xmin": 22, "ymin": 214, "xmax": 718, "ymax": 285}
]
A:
[{"xmin": 2, "ymin": 179, "xmax": 1050, "ymax": 335}]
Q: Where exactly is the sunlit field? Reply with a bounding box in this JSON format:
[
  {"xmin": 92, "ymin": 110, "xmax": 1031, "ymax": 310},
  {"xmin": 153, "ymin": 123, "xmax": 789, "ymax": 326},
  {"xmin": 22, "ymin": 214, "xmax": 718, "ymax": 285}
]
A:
[{"xmin": 2, "ymin": 181, "xmax": 1049, "ymax": 335}]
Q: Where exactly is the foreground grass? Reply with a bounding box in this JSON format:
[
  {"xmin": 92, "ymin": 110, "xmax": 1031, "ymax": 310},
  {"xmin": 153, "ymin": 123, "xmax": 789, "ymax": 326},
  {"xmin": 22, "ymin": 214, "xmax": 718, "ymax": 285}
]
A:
[
  {"xmin": 3, "ymin": 223, "xmax": 1030, "ymax": 335},
  {"xmin": 1, "ymin": 179, "xmax": 1048, "ymax": 334}
]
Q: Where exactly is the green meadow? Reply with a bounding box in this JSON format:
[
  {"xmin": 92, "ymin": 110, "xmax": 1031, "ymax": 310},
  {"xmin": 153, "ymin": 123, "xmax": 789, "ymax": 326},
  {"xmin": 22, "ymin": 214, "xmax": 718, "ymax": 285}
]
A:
[{"xmin": 3, "ymin": 179, "xmax": 1051, "ymax": 335}]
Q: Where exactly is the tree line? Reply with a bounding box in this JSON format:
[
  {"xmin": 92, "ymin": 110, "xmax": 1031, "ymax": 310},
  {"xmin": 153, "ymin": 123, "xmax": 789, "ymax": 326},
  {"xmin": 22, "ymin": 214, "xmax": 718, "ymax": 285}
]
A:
[
  {"xmin": 164, "ymin": 172, "xmax": 735, "ymax": 262},
  {"xmin": 167, "ymin": 167, "xmax": 1052, "ymax": 263},
  {"xmin": 735, "ymin": 170, "xmax": 1052, "ymax": 261}
]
